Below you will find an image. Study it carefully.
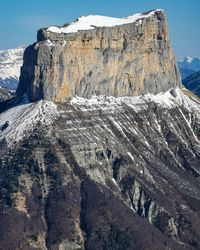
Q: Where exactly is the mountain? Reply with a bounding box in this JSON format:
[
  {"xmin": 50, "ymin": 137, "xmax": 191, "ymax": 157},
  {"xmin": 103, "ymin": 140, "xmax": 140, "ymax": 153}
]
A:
[
  {"xmin": 178, "ymin": 67, "xmax": 196, "ymax": 80},
  {"xmin": 1, "ymin": 88, "xmax": 200, "ymax": 250},
  {"xmin": 178, "ymin": 57, "xmax": 200, "ymax": 96},
  {"xmin": 183, "ymin": 70, "xmax": 200, "ymax": 96},
  {"xmin": 1, "ymin": 9, "xmax": 200, "ymax": 250},
  {"xmin": 178, "ymin": 57, "xmax": 200, "ymax": 72},
  {"xmin": 17, "ymin": 9, "xmax": 181, "ymax": 102},
  {"xmin": 0, "ymin": 47, "xmax": 25, "ymax": 90},
  {"xmin": 178, "ymin": 57, "xmax": 200, "ymax": 79}
]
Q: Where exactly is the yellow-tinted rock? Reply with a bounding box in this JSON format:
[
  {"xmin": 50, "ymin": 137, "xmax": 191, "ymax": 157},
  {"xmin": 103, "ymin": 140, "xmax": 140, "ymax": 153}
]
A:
[
  {"xmin": 17, "ymin": 10, "xmax": 181, "ymax": 102},
  {"xmin": 13, "ymin": 191, "xmax": 28, "ymax": 214}
]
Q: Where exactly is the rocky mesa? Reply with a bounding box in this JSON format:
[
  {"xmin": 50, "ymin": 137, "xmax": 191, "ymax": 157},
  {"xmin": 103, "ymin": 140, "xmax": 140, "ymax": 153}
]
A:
[
  {"xmin": 17, "ymin": 9, "xmax": 181, "ymax": 102},
  {"xmin": 1, "ymin": 9, "xmax": 200, "ymax": 250}
]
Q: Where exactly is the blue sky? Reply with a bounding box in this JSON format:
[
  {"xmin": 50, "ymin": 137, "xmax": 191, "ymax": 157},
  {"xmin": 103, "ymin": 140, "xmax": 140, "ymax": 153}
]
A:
[{"xmin": 0, "ymin": 0, "xmax": 199, "ymax": 59}]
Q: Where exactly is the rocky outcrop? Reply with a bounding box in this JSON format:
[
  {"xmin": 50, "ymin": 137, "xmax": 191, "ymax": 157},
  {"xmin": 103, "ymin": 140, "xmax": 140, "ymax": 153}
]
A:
[
  {"xmin": 17, "ymin": 10, "xmax": 181, "ymax": 102},
  {"xmin": 0, "ymin": 86, "xmax": 15, "ymax": 102}
]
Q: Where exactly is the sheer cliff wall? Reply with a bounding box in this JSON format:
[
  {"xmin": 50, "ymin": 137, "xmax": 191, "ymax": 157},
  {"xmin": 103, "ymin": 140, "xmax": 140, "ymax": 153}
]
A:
[{"xmin": 17, "ymin": 10, "xmax": 181, "ymax": 102}]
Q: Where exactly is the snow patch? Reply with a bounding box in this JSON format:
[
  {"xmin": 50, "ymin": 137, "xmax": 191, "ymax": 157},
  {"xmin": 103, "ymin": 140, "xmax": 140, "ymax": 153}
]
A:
[
  {"xmin": 70, "ymin": 88, "xmax": 200, "ymax": 116},
  {"xmin": 127, "ymin": 152, "xmax": 135, "ymax": 162},
  {"xmin": 0, "ymin": 101, "xmax": 59, "ymax": 146},
  {"xmin": 111, "ymin": 178, "xmax": 118, "ymax": 186},
  {"xmin": 109, "ymin": 117, "xmax": 130, "ymax": 140},
  {"xmin": 47, "ymin": 9, "xmax": 163, "ymax": 34}
]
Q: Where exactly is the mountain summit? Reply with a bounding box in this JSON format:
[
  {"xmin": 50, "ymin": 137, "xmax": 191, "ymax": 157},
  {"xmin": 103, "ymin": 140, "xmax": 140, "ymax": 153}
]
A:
[
  {"xmin": 178, "ymin": 57, "xmax": 200, "ymax": 72},
  {"xmin": 1, "ymin": 10, "xmax": 200, "ymax": 250},
  {"xmin": 17, "ymin": 9, "xmax": 181, "ymax": 102}
]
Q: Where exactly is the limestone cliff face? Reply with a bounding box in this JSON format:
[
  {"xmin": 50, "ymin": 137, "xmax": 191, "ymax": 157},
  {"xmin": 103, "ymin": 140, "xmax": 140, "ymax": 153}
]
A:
[{"xmin": 17, "ymin": 10, "xmax": 181, "ymax": 102}]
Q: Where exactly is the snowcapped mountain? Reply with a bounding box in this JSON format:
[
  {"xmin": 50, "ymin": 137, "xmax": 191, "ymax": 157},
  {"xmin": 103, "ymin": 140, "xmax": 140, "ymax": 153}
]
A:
[
  {"xmin": 1, "ymin": 10, "xmax": 200, "ymax": 250},
  {"xmin": 178, "ymin": 57, "xmax": 200, "ymax": 79},
  {"xmin": 178, "ymin": 57, "xmax": 200, "ymax": 71},
  {"xmin": 0, "ymin": 47, "xmax": 25, "ymax": 90}
]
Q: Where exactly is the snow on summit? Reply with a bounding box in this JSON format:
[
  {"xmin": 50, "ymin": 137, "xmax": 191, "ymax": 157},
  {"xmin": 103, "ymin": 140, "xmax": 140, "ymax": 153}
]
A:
[
  {"xmin": 47, "ymin": 9, "xmax": 163, "ymax": 34},
  {"xmin": 178, "ymin": 57, "xmax": 200, "ymax": 72}
]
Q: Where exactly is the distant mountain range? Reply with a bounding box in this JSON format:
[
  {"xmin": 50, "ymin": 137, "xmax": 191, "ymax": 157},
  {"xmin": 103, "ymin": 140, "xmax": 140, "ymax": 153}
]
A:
[
  {"xmin": 0, "ymin": 47, "xmax": 25, "ymax": 102},
  {"xmin": 178, "ymin": 57, "xmax": 200, "ymax": 79},
  {"xmin": 177, "ymin": 57, "xmax": 200, "ymax": 96},
  {"xmin": 0, "ymin": 47, "xmax": 25, "ymax": 90},
  {"xmin": 178, "ymin": 67, "xmax": 196, "ymax": 80},
  {"xmin": 183, "ymin": 70, "xmax": 200, "ymax": 96}
]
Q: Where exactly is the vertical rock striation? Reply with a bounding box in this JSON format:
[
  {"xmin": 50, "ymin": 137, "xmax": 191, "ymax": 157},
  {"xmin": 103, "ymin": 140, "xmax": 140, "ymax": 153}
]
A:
[{"xmin": 17, "ymin": 9, "xmax": 181, "ymax": 102}]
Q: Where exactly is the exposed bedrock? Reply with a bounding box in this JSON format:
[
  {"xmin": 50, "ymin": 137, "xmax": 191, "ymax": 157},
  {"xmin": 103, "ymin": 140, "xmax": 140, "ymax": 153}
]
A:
[
  {"xmin": 17, "ymin": 10, "xmax": 181, "ymax": 102},
  {"xmin": 1, "ymin": 90, "xmax": 200, "ymax": 249}
]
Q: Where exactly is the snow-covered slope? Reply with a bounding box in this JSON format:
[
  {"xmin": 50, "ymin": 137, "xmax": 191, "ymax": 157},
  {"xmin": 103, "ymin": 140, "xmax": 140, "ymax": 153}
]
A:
[
  {"xmin": 1, "ymin": 87, "xmax": 200, "ymax": 249},
  {"xmin": 178, "ymin": 57, "xmax": 200, "ymax": 79},
  {"xmin": 70, "ymin": 88, "xmax": 200, "ymax": 116},
  {"xmin": 47, "ymin": 9, "xmax": 163, "ymax": 34},
  {"xmin": 0, "ymin": 47, "xmax": 25, "ymax": 90},
  {"xmin": 1, "ymin": 88, "xmax": 199, "ymax": 147},
  {"xmin": 0, "ymin": 86, "xmax": 15, "ymax": 102},
  {"xmin": 0, "ymin": 100, "xmax": 58, "ymax": 146}
]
